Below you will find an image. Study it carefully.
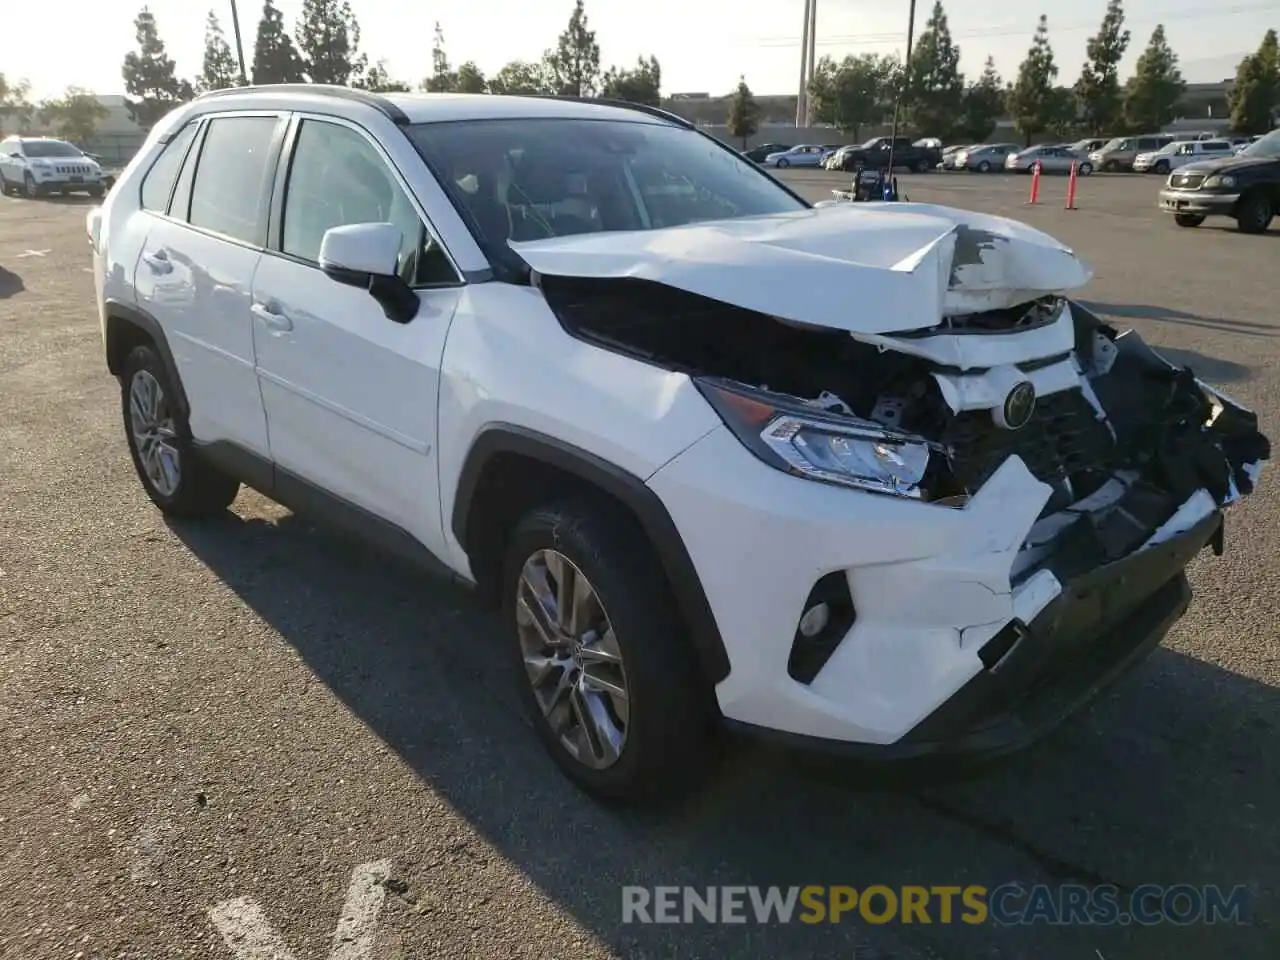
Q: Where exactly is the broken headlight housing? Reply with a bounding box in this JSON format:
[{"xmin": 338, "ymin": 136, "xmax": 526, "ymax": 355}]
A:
[{"xmin": 695, "ymin": 378, "xmax": 939, "ymax": 499}]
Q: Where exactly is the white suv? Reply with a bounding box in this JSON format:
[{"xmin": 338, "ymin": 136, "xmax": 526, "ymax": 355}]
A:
[
  {"xmin": 1, "ymin": 136, "xmax": 106, "ymax": 198},
  {"xmin": 87, "ymin": 85, "xmax": 1269, "ymax": 804}
]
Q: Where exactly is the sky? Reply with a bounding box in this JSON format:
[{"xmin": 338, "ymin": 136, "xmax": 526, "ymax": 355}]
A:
[{"xmin": 2, "ymin": 0, "xmax": 1275, "ymax": 102}]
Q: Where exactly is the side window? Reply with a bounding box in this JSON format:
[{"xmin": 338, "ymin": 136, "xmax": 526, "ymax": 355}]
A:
[
  {"xmin": 188, "ymin": 116, "xmax": 280, "ymax": 245},
  {"xmin": 280, "ymin": 119, "xmax": 457, "ymax": 286},
  {"xmin": 167, "ymin": 122, "xmax": 204, "ymax": 221},
  {"xmin": 140, "ymin": 121, "xmax": 198, "ymax": 212}
]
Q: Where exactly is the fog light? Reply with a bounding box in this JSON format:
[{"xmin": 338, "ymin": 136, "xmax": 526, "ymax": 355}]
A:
[{"xmin": 798, "ymin": 601, "xmax": 831, "ymax": 638}]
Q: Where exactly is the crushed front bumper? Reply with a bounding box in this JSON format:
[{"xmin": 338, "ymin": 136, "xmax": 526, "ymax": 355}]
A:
[{"xmin": 731, "ymin": 510, "xmax": 1219, "ymax": 762}]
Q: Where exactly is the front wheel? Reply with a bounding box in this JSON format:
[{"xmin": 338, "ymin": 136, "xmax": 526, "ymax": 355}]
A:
[
  {"xmin": 776, "ymin": 158, "xmax": 790, "ymax": 168},
  {"xmin": 1077, "ymin": 162, "xmax": 1093, "ymax": 177},
  {"xmin": 977, "ymin": 160, "xmax": 992, "ymax": 172},
  {"xmin": 914, "ymin": 158, "xmax": 931, "ymax": 173},
  {"xmin": 501, "ymin": 500, "xmax": 716, "ymax": 805},
  {"xmin": 1174, "ymin": 214, "xmax": 1205, "ymax": 228},
  {"xmin": 23, "ymin": 173, "xmax": 40, "ymax": 199},
  {"xmin": 1235, "ymin": 193, "xmax": 1273, "ymax": 234},
  {"xmin": 1153, "ymin": 161, "xmax": 1170, "ymax": 174},
  {"xmin": 88, "ymin": 185, "xmax": 104, "ymax": 198},
  {"xmin": 120, "ymin": 344, "xmax": 241, "ymax": 517},
  {"xmin": 1103, "ymin": 160, "xmax": 1119, "ymax": 172}
]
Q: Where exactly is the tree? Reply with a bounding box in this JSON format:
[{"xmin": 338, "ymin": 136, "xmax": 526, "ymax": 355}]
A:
[
  {"xmin": 354, "ymin": 59, "xmax": 410, "ymax": 92},
  {"xmin": 544, "ymin": 0, "xmax": 600, "ymax": 97},
  {"xmin": 809, "ymin": 53, "xmax": 900, "ymax": 139},
  {"xmin": 1045, "ymin": 87, "xmax": 1081, "ymax": 139},
  {"xmin": 726, "ymin": 76, "xmax": 760, "ymax": 148},
  {"xmin": 456, "ymin": 62, "xmax": 487, "ymax": 94},
  {"xmin": 252, "ymin": 0, "xmax": 305, "ymax": 84},
  {"xmin": 1228, "ymin": 30, "xmax": 1279, "ymax": 135},
  {"xmin": 1074, "ymin": 0, "xmax": 1130, "ymax": 135},
  {"xmin": 121, "ymin": 8, "xmax": 194, "ymax": 130},
  {"xmin": 488, "ymin": 60, "xmax": 551, "ymax": 96},
  {"xmin": 422, "ymin": 22, "xmax": 457, "ymax": 92},
  {"xmin": 904, "ymin": 1, "xmax": 964, "ymax": 138},
  {"xmin": 37, "ymin": 87, "xmax": 108, "ymax": 144},
  {"xmin": 1124, "ymin": 25, "xmax": 1185, "ymax": 131},
  {"xmin": 0, "ymin": 75, "xmax": 37, "ymax": 133},
  {"xmin": 956, "ymin": 56, "xmax": 1005, "ymax": 143},
  {"xmin": 199, "ymin": 11, "xmax": 242, "ymax": 92},
  {"xmin": 601, "ymin": 56, "xmax": 661, "ymax": 106},
  {"xmin": 295, "ymin": 0, "xmax": 367, "ymax": 86},
  {"xmin": 1008, "ymin": 15, "xmax": 1059, "ymax": 145}
]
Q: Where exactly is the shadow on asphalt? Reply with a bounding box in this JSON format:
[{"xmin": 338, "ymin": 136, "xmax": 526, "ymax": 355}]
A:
[
  {"xmin": 1081, "ymin": 300, "xmax": 1278, "ymax": 341},
  {"xmin": 168, "ymin": 509, "xmax": 1279, "ymax": 959},
  {"xmin": 0, "ymin": 266, "xmax": 23, "ymax": 300}
]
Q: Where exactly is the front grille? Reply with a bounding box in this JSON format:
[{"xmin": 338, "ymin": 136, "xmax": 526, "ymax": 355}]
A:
[
  {"xmin": 51, "ymin": 163, "xmax": 91, "ymax": 175},
  {"xmin": 942, "ymin": 388, "xmax": 1117, "ymax": 493},
  {"xmin": 1171, "ymin": 173, "xmax": 1204, "ymax": 189}
]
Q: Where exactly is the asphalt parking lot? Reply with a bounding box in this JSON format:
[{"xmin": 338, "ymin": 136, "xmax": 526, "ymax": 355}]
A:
[{"xmin": 1, "ymin": 171, "xmax": 1277, "ymax": 959}]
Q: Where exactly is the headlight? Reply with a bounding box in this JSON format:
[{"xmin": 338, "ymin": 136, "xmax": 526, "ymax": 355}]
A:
[
  {"xmin": 1203, "ymin": 174, "xmax": 1236, "ymax": 189},
  {"xmin": 695, "ymin": 378, "xmax": 938, "ymax": 499}
]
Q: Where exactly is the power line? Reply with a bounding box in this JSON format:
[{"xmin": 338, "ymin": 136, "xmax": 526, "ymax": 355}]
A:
[{"xmin": 754, "ymin": 2, "xmax": 1275, "ymax": 48}]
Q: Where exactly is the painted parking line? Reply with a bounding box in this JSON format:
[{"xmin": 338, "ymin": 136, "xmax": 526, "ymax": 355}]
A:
[{"xmin": 210, "ymin": 859, "xmax": 393, "ymax": 960}]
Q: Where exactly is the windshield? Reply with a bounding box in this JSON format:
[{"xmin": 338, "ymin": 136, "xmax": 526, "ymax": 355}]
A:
[
  {"xmin": 1100, "ymin": 138, "xmax": 1127, "ymax": 151},
  {"xmin": 1240, "ymin": 129, "xmax": 1280, "ymax": 158},
  {"xmin": 406, "ymin": 118, "xmax": 809, "ymax": 267},
  {"xmin": 23, "ymin": 140, "xmax": 82, "ymax": 158}
]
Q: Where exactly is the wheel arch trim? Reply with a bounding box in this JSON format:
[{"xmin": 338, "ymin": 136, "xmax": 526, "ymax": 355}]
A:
[
  {"xmin": 451, "ymin": 423, "xmax": 732, "ymax": 686},
  {"xmin": 103, "ymin": 299, "xmax": 190, "ymax": 419}
]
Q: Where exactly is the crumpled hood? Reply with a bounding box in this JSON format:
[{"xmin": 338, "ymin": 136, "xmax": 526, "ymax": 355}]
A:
[{"xmin": 511, "ymin": 202, "xmax": 1092, "ymax": 334}]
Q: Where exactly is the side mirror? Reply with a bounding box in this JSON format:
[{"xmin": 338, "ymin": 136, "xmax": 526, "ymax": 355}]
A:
[{"xmin": 319, "ymin": 222, "xmax": 418, "ymax": 324}]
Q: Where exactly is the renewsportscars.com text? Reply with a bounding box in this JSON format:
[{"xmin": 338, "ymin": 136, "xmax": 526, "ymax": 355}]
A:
[{"xmin": 621, "ymin": 884, "xmax": 1249, "ymax": 926}]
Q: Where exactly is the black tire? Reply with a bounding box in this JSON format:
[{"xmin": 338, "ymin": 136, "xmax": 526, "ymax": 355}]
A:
[
  {"xmin": 120, "ymin": 344, "xmax": 240, "ymax": 518},
  {"xmin": 1174, "ymin": 214, "xmax": 1205, "ymax": 228},
  {"xmin": 977, "ymin": 160, "xmax": 991, "ymax": 172},
  {"xmin": 23, "ymin": 172, "xmax": 40, "ymax": 199},
  {"xmin": 776, "ymin": 157, "xmax": 790, "ymax": 168},
  {"xmin": 914, "ymin": 158, "xmax": 931, "ymax": 173},
  {"xmin": 500, "ymin": 499, "xmax": 717, "ymax": 805},
  {"xmin": 89, "ymin": 185, "xmax": 104, "ymax": 198},
  {"xmin": 1153, "ymin": 161, "xmax": 1170, "ymax": 174},
  {"xmin": 0, "ymin": 175, "xmax": 10, "ymax": 196},
  {"xmin": 1078, "ymin": 162, "xmax": 1093, "ymax": 177},
  {"xmin": 1103, "ymin": 160, "xmax": 1119, "ymax": 172},
  {"xmin": 1235, "ymin": 192, "xmax": 1273, "ymax": 234}
]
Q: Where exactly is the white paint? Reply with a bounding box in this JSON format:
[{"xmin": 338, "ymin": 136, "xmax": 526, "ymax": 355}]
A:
[
  {"xmin": 17, "ymin": 249, "xmax": 51, "ymax": 258},
  {"xmin": 209, "ymin": 898, "xmax": 299, "ymax": 960},
  {"xmin": 208, "ymin": 859, "xmax": 392, "ymax": 960},
  {"xmin": 328, "ymin": 859, "xmax": 391, "ymax": 960}
]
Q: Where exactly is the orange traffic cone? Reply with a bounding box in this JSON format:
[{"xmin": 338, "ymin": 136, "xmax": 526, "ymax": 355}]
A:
[
  {"xmin": 1026, "ymin": 161, "xmax": 1041, "ymax": 205},
  {"xmin": 1065, "ymin": 162, "xmax": 1079, "ymax": 210}
]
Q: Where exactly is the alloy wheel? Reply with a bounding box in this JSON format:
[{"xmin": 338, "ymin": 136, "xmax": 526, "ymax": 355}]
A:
[
  {"xmin": 515, "ymin": 548, "xmax": 629, "ymax": 770},
  {"xmin": 128, "ymin": 369, "xmax": 181, "ymax": 497}
]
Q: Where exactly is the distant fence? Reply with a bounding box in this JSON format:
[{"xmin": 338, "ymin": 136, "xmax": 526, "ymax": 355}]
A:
[{"xmin": 82, "ymin": 131, "xmax": 147, "ymax": 167}]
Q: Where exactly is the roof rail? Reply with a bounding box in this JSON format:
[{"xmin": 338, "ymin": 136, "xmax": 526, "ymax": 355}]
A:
[
  {"xmin": 518, "ymin": 94, "xmax": 694, "ymax": 129},
  {"xmin": 193, "ymin": 83, "xmax": 410, "ymax": 125}
]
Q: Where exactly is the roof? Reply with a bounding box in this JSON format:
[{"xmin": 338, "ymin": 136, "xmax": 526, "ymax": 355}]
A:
[{"xmin": 190, "ymin": 84, "xmax": 688, "ymax": 129}]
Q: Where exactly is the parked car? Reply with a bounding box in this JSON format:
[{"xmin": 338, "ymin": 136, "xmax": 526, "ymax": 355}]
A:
[
  {"xmin": 88, "ymin": 86, "xmax": 1269, "ymax": 805},
  {"xmin": 0, "ymin": 135, "xmax": 106, "ymax": 198},
  {"xmin": 1158, "ymin": 127, "xmax": 1280, "ymax": 233},
  {"xmin": 742, "ymin": 142, "xmax": 791, "ymax": 163},
  {"xmin": 1134, "ymin": 139, "xmax": 1233, "ymax": 174},
  {"xmin": 939, "ymin": 144, "xmax": 975, "ymax": 170},
  {"xmin": 1089, "ymin": 134, "xmax": 1175, "ymax": 171},
  {"xmin": 1005, "ymin": 144, "xmax": 1094, "ymax": 175},
  {"xmin": 1064, "ymin": 138, "xmax": 1108, "ymax": 155},
  {"xmin": 956, "ymin": 143, "xmax": 1019, "ymax": 172},
  {"xmin": 831, "ymin": 136, "xmax": 942, "ymax": 172},
  {"xmin": 761, "ymin": 144, "xmax": 828, "ymax": 168}
]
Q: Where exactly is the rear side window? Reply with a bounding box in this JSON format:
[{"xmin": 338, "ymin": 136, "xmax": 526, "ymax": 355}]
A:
[
  {"xmin": 188, "ymin": 116, "xmax": 281, "ymax": 245},
  {"xmin": 140, "ymin": 122, "xmax": 198, "ymax": 212}
]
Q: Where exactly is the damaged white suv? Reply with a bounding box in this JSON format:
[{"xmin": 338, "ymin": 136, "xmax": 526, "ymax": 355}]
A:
[{"xmin": 88, "ymin": 86, "xmax": 1269, "ymax": 804}]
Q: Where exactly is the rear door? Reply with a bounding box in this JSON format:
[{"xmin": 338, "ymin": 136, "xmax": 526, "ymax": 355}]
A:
[
  {"xmin": 250, "ymin": 113, "xmax": 464, "ymax": 555},
  {"xmin": 132, "ymin": 112, "xmax": 286, "ymax": 457}
]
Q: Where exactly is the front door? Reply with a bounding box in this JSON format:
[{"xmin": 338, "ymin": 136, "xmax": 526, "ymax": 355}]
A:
[{"xmin": 251, "ymin": 114, "xmax": 464, "ymax": 557}]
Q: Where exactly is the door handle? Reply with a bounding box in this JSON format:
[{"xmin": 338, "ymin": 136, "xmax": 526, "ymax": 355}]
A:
[
  {"xmin": 251, "ymin": 302, "xmax": 293, "ymax": 332},
  {"xmin": 141, "ymin": 250, "xmax": 172, "ymax": 274}
]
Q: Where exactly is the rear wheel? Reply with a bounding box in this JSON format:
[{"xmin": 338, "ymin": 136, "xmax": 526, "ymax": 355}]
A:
[
  {"xmin": 1235, "ymin": 193, "xmax": 1273, "ymax": 234},
  {"xmin": 1174, "ymin": 214, "xmax": 1205, "ymax": 228},
  {"xmin": 501, "ymin": 499, "xmax": 716, "ymax": 805},
  {"xmin": 120, "ymin": 344, "xmax": 240, "ymax": 517}
]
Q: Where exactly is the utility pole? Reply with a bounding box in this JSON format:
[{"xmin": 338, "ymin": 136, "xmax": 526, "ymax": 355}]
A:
[
  {"xmin": 795, "ymin": 0, "xmax": 813, "ymax": 127},
  {"xmin": 805, "ymin": 0, "xmax": 817, "ymax": 126},
  {"xmin": 229, "ymin": 0, "xmax": 249, "ymax": 85}
]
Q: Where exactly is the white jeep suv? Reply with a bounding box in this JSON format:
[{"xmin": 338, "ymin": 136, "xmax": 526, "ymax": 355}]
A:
[
  {"xmin": 87, "ymin": 85, "xmax": 1269, "ymax": 804},
  {"xmin": 1, "ymin": 135, "xmax": 106, "ymax": 198}
]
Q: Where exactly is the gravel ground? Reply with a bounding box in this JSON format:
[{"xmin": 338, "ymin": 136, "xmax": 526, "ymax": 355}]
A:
[{"xmin": 0, "ymin": 174, "xmax": 1276, "ymax": 960}]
